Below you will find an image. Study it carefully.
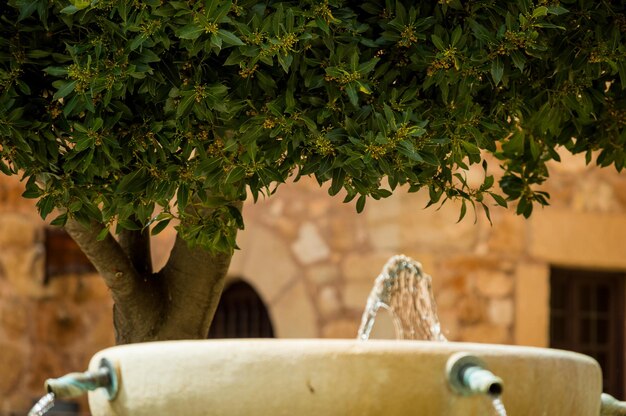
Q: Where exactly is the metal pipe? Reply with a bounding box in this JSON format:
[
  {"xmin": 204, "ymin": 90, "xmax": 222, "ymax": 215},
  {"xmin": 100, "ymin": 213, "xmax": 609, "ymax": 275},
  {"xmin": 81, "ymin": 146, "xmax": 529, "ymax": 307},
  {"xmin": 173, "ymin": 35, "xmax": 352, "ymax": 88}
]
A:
[
  {"xmin": 44, "ymin": 358, "xmax": 119, "ymax": 400},
  {"xmin": 600, "ymin": 393, "xmax": 626, "ymax": 416},
  {"xmin": 446, "ymin": 352, "xmax": 503, "ymax": 397}
]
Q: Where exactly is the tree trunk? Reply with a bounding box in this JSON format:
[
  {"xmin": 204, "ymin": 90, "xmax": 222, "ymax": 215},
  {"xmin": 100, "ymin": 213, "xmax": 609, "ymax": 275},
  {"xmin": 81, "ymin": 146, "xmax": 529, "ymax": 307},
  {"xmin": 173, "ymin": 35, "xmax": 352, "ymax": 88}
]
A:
[{"xmin": 64, "ymin": 217, "xmax": 235, "ymax": 344}]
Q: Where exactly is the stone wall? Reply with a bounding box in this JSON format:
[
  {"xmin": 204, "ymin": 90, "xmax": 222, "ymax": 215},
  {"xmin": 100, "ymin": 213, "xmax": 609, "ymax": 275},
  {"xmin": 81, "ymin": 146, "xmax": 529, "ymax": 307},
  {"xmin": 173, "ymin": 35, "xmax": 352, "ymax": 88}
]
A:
[
  {"xmin": 229, "ymin": 173, "xmax": 518, "ymax": 343},
  {"xmin": 0, "ymin": 175, "xmax": 114, "ymax": 414},
  {"xmin": 1, "ymin": 151, "xmax": 626, "ymax": 412},
  {"xmin": 229, "ymin": 151, "xmax": 626, "ymax": 350}
]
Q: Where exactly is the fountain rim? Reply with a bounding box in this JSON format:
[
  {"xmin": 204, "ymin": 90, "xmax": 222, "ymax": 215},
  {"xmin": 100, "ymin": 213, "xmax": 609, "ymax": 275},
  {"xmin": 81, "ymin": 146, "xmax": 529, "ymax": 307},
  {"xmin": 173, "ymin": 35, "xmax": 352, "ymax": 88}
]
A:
[
  {"xmin": 91, "ymin": 338, "xmax": 599, "ymax": 365},
  {"xmin": 87, "ymin": 338, "xmax": 603, "ymax": 416}
]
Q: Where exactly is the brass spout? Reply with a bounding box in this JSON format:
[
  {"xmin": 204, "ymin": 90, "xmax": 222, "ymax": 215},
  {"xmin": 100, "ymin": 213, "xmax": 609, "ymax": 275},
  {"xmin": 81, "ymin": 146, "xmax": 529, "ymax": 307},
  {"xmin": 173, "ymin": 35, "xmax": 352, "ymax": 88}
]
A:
[
  {"xmin": 446, "ymin": 352, "xmax": 503, "ymax": 397},
  {"xmin": 600, "ymin": 393, "xmax": 626, "ymax": 416},
  {"xmin": 44, "ymin": 358, "xmax": 119, "ymax": 400}
]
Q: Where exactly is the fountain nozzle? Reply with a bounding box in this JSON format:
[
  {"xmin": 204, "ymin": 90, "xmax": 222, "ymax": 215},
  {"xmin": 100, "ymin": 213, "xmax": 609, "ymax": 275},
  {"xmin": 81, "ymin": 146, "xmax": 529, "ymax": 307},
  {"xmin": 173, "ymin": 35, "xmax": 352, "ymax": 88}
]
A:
[
  {"xmin": 44, "ymin": 358, "xmax": 119, "ymax": 400},
  {"xmin": 446, "ymin": 352, "xmax": 503, "ymax": 397}
]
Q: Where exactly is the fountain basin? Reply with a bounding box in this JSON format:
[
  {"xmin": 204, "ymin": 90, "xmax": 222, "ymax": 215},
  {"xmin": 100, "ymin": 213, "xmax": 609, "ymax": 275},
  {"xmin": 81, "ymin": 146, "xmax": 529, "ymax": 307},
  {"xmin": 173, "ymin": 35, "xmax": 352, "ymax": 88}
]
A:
[{"xmin": 87, "ymin": 339, "xmax": 601, "ymax": 416}]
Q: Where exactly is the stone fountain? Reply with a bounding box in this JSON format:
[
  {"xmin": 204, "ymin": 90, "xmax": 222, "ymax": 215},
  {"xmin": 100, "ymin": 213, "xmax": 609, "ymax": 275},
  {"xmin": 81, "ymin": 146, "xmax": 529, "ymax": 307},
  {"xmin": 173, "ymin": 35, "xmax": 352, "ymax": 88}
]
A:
[{"xmin": 34, "ymin": 255, "xmax": 625, "ymax": 416}]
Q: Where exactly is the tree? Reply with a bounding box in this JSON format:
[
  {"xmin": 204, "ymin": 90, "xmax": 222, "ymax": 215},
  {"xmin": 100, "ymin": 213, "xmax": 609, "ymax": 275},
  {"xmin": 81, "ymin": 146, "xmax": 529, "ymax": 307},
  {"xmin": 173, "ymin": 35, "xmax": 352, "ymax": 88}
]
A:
[{"xmin": 1, "ymin": 0, "xmax": 624, "ymax": 344}]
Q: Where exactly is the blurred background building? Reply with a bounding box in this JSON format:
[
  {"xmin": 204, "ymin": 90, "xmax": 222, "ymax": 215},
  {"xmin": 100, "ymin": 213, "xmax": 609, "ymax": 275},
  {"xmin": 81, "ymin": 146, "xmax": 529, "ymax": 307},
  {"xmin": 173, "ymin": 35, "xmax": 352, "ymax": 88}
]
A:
[{"xmin": 1, "ymin": 151, "xmax": 625, "ymax": 413}]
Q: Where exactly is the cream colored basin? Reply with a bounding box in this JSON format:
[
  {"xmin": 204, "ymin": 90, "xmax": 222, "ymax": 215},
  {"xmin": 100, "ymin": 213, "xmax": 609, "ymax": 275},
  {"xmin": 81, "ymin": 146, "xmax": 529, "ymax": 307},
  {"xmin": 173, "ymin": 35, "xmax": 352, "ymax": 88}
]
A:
[{"xmin": 88, "ymin": 339, "xmax": 601, "ymax": 416}]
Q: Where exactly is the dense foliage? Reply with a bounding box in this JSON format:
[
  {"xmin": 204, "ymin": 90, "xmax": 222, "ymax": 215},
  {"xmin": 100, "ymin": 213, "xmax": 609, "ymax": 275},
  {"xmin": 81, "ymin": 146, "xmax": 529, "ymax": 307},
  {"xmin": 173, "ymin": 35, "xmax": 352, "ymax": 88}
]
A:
[{"xmin": 1, "ymin": 0, "xmax": 625, "ymax": 251}]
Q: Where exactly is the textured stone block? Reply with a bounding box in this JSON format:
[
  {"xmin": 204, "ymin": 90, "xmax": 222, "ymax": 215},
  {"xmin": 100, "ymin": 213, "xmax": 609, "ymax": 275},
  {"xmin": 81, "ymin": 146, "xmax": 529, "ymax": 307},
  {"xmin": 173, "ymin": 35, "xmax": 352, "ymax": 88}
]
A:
[
  {"xmin": 473, "ymin": 271, "xmax": 514, "ymax": 298},
  {"xmin": 341, "ymin": 252, "xmax": 397, "ymax": 282},
  {"xmin": 270, "ymin": 281, "xmax": 317, "ymax": 338},
  {"xmin": 459, "ymin": 323, "xmax": 511, "ymax": 344},
  {"xmin": 488, "ymin": 298, "xmax": 514, "ymax": 326},
  {"xmin": 316, "ymin": 285, "xmax": 342, "ymax": 318},
  {"xmin": 238, "ymin": 226, "xmax": 298, "ymax": 304},
  {"xmin": 305, "ymin": 264, "xmax": 339, "ymax": 286},
  {"xmin": 0, "ymin": 214, "xmax": 42, "ymax": 248},
  {"xmin": 321, "ymin": 318, "xmax": 359, "ymax": 338},
  {"xmin": 514, "ymin": 262, "xmax": 549, "ymax": 347},
  {"xmin": 529, "ymin": 210, "xmax": 626, "ymax": 269},
  {"xmin": 291, "ymin": 222, "xmax": 330, "ymax": 265},
  {"xmin": 486, "ymin": 212, "xmax": 527, "ymax": 255},
  {"xmin": 0, "ymin": 343, "xmax": 25, "ymax": 395}
]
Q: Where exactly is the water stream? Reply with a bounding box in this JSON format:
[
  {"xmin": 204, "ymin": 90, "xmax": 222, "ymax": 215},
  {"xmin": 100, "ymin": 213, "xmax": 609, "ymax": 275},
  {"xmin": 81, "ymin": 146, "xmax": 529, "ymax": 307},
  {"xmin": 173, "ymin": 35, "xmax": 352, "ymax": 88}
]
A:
[
  {"xmin": 357, "ymin": 255, "xmax": 446, "ymax": 341},
  {"xmin": 358, "ymin": 255, "xmax": 507, "ymax": 416},
  {"xmin": 27, "ymin": 392, "xmax": 55, "ymax": 416},
  {"xmin": 491, "ymin": 396, "xmax": 507, "ymax": 416}
]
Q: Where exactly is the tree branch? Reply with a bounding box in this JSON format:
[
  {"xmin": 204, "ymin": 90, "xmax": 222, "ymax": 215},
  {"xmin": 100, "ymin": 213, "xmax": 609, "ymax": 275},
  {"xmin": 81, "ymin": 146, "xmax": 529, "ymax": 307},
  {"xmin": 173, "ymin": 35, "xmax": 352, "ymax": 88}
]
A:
[
  {"xmin": 64, "ymin": 219, "xmax": 164, "ymax": 342},
  {"xmin": 158, "ymin": 203, "xmax": 242, "ymax": 339},
  {"xmin": 119, "ymin": 228, "xmax": 153, "ymax": 276},
  {"xmin": 158, "ymin": 235, "xmax": 233, "ymax": 339}
]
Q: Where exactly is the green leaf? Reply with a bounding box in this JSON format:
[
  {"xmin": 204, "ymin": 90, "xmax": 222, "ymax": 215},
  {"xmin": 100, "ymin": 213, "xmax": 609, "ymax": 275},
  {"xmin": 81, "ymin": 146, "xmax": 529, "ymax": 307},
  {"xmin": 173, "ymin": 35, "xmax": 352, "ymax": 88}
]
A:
[
  {"xmin": 329, "ymin": 169, "xmax": 345, "ymax": 196},
  {"xmin": 117, "ymin": 169, "xmax": 149, "ymax": 193},
  {"xmin": 177, "ymin": 184, "xmax": 190, "ymax": 209},
  {"xmin": 177, "ymin": 24, "xmax": 204, "ymax": 40},
  {"xmin": 210, "ymin": 34, "xmax": 223, "ymax": 50},
  {"xmin": 50, "ymin": 213, "xmax": 68, "ymax": 227},
  {"xmin": 130, "ymin": 34, "xmax": 149, "ymax": 50},
  {"xmin": 60, "ymin": 5, "xmax": 79, "ymax": 15},
  {"xmin": 451, "ymin": 26, "xmax": 462, "ymax": 46},
  {"xmin": 491, "ymin": 58, "xmax": 504, "ymax": 85},
  {"xmin": 431, "ymin": 34, "xmax": 445, "ymax": 50},
  {"xmin": 217, "ymin": 29, "xmax": 245, "ymax": 46},
  {"xmin": 482, "ymin": 203, "xmax": 492, "ymax": 225},
  {"xmin": 53, "ymin": 80, "xmax": 77, "ymax": 100},
  {"xmin": 529, "ymin": 136, "xmax": 540, "ymax": 160},
  {"xmin": 66, "ymin": 200, "xmax": 82, "ymax": 212},
  {"xmin": 22, "ymin": 181, "xmax": 41, "ymax": 199},
  {"xmin": 44, "ymin": 67, "xmax": 69, "ymax": 76},
  {"xmin": 71, "ymin": 0, "xmax": 91, "ymax": 9},
  {"xmin": 356, "ymin": 194, "xmax": 366, "ymax": 213},
  {"xmin": 469, "ymin": 19, "xmax": 493, "ymax": 43},
  {"xmin": 532, "ymin": 6, "xmax": 548, "ymax": 18},
  {"xmin": 547, "ymin": 5, "xmax": 569, "ymax": 15},
  {"xmin": 315, "ymin": 17, "xmax": 330, "ymax": 35},
  {"xmin": 510, "ymin": 51, "xmax": 526, "ymax": 72},
  {"xmin": 277, "ymin": 54, "xmax": 293, "ymax": 73},
  {"xmin": 18, "ymin": 0, "xmax": 39, "ymax": 20},
  {"xmin": 38, "ymin": 197, "xmax": 55, "ymax": 219},
  {"xmin": 177, "ymin": 93, "xmax": 196, "ymax": 118},
  {"xmin": 533, "ymin": 22, "xmax": 565, "ymax": 30},
  {"xmin": 74, "ymin": 136, "xmax": 94, "ymax": 152},
  {"xmin": 151, "ymin": 219, "xmax": 171, "ymax": 235},
  {"xmin": 96, "ymin": 227, "xmax": 110, "ymax": 241},
  {"xmin": 490, "ymin": 193, "xmax": 508, "ymax": 207},
  {"xmin": 357, "ymin": 57, "xmax": 380, "ymax": 75},
  {"xmin": 457, "ymin": 199, "xmax": 467, "ymax": 223},
  {"xmin": 118, "ymin": 219, "xmax": 142, "ymax": 231},
  {"xmin": 225, "ymin": 166, "xmax": 246, "ymax": 183},
  {"xmin": 345, "ymin": 83, "xmax": 359, "ymax": 107},
  {"xmin": 27, "ymin": 50, "xmax": 51, "ymax": 59},
  {"xmin": 227, "ymin": 204, "xmax": 244, "ymax": 229}
]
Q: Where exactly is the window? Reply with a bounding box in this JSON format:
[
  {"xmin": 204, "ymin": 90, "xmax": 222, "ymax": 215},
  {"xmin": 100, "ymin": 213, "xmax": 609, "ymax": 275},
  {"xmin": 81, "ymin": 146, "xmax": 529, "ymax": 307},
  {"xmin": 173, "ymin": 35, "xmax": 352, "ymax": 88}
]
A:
[
  {"xmin": 208, "ymin": 280, "xmax": 274, "ymax": 339},
  {"xmin": 550, "ymin": 267, "xmax": 625, "ymax": 397},
  {"xmin": 45, "ymin": 228, "xmax": 95, "ymax": 281}
]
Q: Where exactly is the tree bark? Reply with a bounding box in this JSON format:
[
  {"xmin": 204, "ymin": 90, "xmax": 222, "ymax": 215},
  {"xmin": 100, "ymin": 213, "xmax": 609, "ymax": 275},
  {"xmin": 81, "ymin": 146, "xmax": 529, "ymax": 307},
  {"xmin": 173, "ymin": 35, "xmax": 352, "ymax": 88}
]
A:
[
  {"xmin": 157, "ymin": 233, "xmax": 232, "ymax": 339},
  {"xmin": 64, "ymin": 212, "xmax": 237, "ymax": 344},
  {"xmin": 119, "ymin": 228, "xmax": 153, "ymax": 276},
  {"xmin": 64, "ymin": 219, "xmax": 164, "ymax": 343}
]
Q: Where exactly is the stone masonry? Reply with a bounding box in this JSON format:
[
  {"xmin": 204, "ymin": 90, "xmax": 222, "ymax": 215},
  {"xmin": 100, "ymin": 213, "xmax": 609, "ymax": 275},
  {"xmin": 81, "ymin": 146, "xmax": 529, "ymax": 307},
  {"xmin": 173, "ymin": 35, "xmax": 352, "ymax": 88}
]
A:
[{"xmin": 0, "ymin": 175, "xmax": 114, "ymax": 413}]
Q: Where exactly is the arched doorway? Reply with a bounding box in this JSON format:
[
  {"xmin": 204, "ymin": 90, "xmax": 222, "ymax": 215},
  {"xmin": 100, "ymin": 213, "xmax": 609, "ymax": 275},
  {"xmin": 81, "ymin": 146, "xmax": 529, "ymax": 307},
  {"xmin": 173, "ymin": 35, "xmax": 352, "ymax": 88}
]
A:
[{"xmin": 207, "ymin": 280, "xmax": 275, "ymax": 338}]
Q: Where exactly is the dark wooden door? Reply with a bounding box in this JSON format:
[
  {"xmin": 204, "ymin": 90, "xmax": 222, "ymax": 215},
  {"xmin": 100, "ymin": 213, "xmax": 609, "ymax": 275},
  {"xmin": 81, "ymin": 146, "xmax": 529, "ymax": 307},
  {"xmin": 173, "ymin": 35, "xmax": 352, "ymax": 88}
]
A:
[
  {"xmin": 550, "ymin": 268, "xmax": 625, "ymax": 397},
  {"xmin": 208, "ymin": 280, "xmax": 274, "ymax": 339}
]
